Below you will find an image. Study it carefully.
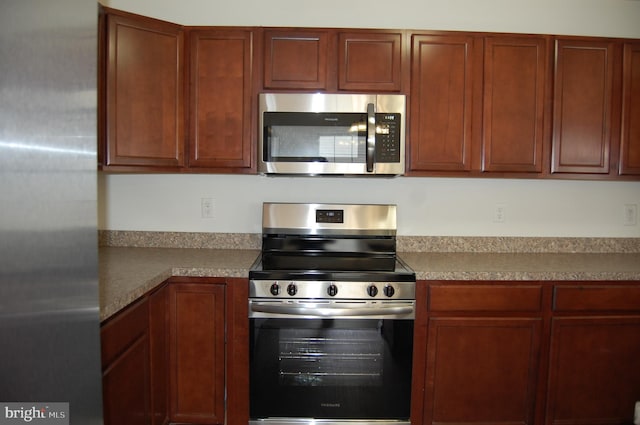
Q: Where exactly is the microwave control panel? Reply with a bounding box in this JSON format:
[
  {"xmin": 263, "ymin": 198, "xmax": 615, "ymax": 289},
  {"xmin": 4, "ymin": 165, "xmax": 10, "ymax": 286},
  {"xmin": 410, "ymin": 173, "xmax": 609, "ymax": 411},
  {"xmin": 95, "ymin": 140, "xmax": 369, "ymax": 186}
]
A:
[{"xmin": 375, "ymin": 113, "xmax": 401, "ymax": 162}]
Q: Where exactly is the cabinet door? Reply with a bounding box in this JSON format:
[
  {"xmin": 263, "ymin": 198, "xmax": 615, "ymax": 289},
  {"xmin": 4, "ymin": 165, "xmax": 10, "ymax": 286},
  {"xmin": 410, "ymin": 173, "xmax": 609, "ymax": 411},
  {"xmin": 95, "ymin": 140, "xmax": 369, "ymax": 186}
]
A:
[
  {"xmin": 338, "ymin": 31, "xmax": 403, "ymax": 92},
  {"xmin": 263, "ymin": 29, "xmax": 330, "ymax": 90},
  {"xmin": 101, "ymin": 298, "xmax": 151, "ymax": 425},
  {"xmin": 423, "ymin": 317, "xmax": 542, "ymax": 425},
  {"xmin": 482, "ymin": 36, "xmax": 549, "ymax": 173},
  {"xmin": 546, "ymin": 317, "xmax": 640, "ymax": 425},
  {"xmin": 105, "ymin": 12, "xmax": 184, "ymax": 168},
  {"xmin": 169, "ymin": 283, "xmax": 225, "ymax": 424},
  {"xmin": 188, "ymin": 29, "xmax": 254, "ymax": 170},
  {"xmin": 409, "ymin": 34, "xmax": 475, "ymax": 172},
  {"xmin": 620, "ymin": 41, "xmax": 640, "ymax": 175},
  {"xmin": 551, "ymin": 39, "xmax": 615, "ymax": 174}
]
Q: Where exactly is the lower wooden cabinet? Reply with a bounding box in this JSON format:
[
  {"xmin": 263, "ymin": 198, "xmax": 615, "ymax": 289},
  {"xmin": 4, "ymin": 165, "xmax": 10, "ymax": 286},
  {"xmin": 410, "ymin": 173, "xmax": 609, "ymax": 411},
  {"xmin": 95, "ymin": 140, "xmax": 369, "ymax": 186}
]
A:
[
  {"xmin": 425, "ymin": 317, "xmax": 542, "ymax": 425},
  {"xmin": 420, "ymin": 283, "xmax": 545, "ymax": 425},
  {"xmin": 546, "ymin": 284, "xmax": 640, "ymax": 425},
  {"xmin": 415, "ymin": 281, "xmax": 640, "ymax": 425},
  {"xmin": 100, "ymin": 277, "xmax": 249, "ymax": 425},
  {"xmin": 101, "ymin": 298, "xmax": 151, "ymax": 425},
  {"xmin": 168, "ymin": 280, "xmax": 226, "ymax": 424}
]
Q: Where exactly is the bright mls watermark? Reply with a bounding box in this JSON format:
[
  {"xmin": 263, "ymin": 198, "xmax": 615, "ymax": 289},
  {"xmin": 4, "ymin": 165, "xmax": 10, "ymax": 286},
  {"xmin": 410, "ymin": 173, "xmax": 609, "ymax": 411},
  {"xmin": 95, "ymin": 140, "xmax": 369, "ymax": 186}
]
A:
[{"xmin": 0, "ymin": 403, "xmax": 68, "ymax": 424}]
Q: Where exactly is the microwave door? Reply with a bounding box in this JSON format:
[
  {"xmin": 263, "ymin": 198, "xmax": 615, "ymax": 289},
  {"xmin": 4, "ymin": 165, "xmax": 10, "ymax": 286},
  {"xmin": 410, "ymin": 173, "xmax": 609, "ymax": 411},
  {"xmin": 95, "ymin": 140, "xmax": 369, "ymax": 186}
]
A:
[{"xmin": 366, "ymin": 103, "xmax": 375, "ymax": 173}]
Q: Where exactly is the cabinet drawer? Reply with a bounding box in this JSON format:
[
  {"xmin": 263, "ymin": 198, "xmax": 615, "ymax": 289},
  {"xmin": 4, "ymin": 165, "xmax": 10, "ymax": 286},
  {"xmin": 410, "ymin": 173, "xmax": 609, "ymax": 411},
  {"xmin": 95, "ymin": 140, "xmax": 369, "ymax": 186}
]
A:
[
  {"xmin": 101, "ymin": 298, "xmax": 149, "ymax": 368},
  {"xmin": 429, "ymin": 284, "xmax": 543, "ymax": 312},
  {"xmin": 553, "ymin": 285, "xmax": 640, "ymax": 312}
]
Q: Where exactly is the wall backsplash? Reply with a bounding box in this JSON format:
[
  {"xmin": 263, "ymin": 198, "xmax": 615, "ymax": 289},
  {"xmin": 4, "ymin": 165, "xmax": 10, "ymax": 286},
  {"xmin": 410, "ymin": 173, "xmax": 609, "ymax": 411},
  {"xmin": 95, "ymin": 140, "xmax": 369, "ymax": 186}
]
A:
[{"xmin": 98, "ymin": 174, "xmax": 640, "ymax": 238}]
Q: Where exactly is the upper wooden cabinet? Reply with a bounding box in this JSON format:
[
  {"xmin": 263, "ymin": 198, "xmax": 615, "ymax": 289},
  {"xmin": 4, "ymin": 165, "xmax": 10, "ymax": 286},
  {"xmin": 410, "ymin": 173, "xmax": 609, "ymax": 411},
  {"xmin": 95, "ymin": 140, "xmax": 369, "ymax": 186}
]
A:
[
  {"xmin": 262, "ymin": 28, "xmax": 405, "ymax": 92},
  {"xmin": 620, "ymin": 41, "xmax": 640, "ymax": 175},
  {"xmin": 103, "ymin": 10, "xmax": 185, "ymax": 169},
  {"xmin": 551, "ymin": 38, "xmax": 616, "ymax": 175},
  {"xmin": 482, "ymin": 36, "xmax": 549, "ymax": 173},
  {"xmin": 338, "ymin": 31, "xmax": 403, "ymax": 92},
  {"xmin": 263, "ymin": 29, "xmax": 331, "ymax": 90},
  {"xmin": 409, "ymin": 34, "xmax": 475, "ymax": 172},
  {"xmin": 100, "ymin": 9, "xmax": 256, "ymax": 173},
  {"xmin": 188, "ymin": 29, "xmax": 255, "ymax": 171},
  {"xmin": 408, "ymin": 33, "xmax": 550, "ymax": 175}
]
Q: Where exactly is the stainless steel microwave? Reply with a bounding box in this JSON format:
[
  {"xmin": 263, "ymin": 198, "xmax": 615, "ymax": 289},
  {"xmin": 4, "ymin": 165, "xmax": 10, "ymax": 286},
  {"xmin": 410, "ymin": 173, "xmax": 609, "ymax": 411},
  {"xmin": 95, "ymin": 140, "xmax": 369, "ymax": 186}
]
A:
[{"xmin": 258, "ymin": 93, "xmax": 406, "ymax": 176}]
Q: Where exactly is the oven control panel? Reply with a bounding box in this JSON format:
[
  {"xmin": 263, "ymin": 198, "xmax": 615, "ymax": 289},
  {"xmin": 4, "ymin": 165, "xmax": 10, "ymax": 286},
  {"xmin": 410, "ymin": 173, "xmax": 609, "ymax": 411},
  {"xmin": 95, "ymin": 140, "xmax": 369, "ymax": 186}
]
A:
[{"xmin": 250, "ymin": 280, "xmax": 415, "ymax": 300}]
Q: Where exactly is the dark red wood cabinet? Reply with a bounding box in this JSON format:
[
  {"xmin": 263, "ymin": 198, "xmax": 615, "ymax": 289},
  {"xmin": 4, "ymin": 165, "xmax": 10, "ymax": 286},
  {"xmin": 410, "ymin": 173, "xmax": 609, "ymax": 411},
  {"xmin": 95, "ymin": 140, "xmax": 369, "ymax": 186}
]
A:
[
  {"xmin": 420, "ymin": 283, "xmax": 545, "ymax": 425},
  {"xmin": 101, "ymin": 298, "xmax": 151, "ymax": 425},
  {"xmin": 102, "ymin": 9, "xmax": 185, "ymax": 169},
  {"xmin": 261, "ymin": 28, "xmax": 404, "ymax": 92},
  {"xmin": 551, "ymin": 39, "xmax": 616, "ymax": 175},
  {"xmin": 187, "ymin": 29, "xmax": 255, "ymax": 171},
  {"xmin": 620, "ymin": 41, "xmax": 640, "ymax": 175},
  {"xmin": 546, "ymin": 285, "xmax": 640, "ymax": 425},
  {"xmin": 413, "ymin": 281, "xmax": 640, "ymax": 425},
  {"xmin": 168, "ymin": 281, "xmax": 225, "ymax": 424},
  {"xmin": 408, "ymin": 33, "xmax": 550, "ymax": 176},
  {"xmin": 100, "ymin": 277, "xmax": 249, "ymax": 425}
]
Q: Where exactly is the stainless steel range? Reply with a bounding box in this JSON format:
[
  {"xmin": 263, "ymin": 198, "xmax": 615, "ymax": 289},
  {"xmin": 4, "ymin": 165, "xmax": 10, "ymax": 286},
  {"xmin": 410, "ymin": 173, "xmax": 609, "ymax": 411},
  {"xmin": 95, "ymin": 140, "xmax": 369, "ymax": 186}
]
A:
[{"xmin": 249, "ymin": 203, "xmax": 416, "ymax": 425}]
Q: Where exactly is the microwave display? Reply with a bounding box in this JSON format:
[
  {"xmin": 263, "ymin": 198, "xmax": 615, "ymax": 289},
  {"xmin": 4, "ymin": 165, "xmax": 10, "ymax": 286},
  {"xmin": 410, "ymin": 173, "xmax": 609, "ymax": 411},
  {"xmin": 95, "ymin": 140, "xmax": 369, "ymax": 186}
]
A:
[{"xmin": 258, "ymin": 93, "xmax": 406, "ymax": 176}]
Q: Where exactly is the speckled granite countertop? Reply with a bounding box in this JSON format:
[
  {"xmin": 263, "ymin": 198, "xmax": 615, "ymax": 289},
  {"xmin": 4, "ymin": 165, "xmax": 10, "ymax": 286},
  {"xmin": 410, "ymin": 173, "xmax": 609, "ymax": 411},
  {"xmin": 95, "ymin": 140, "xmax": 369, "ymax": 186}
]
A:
[{"xmin": 99, "ymin": 246, "xmax": 640, "ymax": 322}]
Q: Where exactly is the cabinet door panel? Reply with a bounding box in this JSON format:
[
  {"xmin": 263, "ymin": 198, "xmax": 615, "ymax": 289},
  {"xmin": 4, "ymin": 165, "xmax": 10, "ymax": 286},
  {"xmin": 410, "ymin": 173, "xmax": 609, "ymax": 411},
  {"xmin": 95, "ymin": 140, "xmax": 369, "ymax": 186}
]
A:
[
  {"xmin": 552, "ymin": 39, "xmax": 614, "ymax": 174},
  {"xmin": 620, "ymin": 41, "xmax": 640, "ymax": 175},
  {"xmin": 424, "ymin": 318, "xmax": 542, "ymax": 425},
  {"xmin": 169, "ymin": 283, "xmax": 225, "ymax": 424},
  {"xmin": 409, "ymin": 34, "xmax": 474, "ymax": 172},
  {"xmin": 101, "ymin": 298, "xmax": 151, "ymax": 425},
  {"xmin": 189, "ymin": 30, "xmax": 254, "ymax": 169},
  {"xmin": 105, "ymin": 14, "xmax": 184, "ymax": 167},
  {"xmin": 264, "ymin": 30, "xmax": 329, "ymax": 90},
  {"xmin": 338, "ymin": 32, "xmax": 402, "ymax": 92},
  {"xmin": 546, "ymin": 317, "xmax": 640, "ymax": 425},
  {"xmin": 103, "ymin": 337, "xmax": 150, "ymax": 425},
  {"xmin": 483, "ymin": 36, "xmax": 548, "ymax": 172}
]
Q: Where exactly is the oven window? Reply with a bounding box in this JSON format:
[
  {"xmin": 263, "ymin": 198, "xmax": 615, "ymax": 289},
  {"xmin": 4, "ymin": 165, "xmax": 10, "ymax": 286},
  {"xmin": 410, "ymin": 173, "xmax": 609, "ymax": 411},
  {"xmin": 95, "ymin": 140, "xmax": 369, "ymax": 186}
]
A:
[{"xmin": 250, "ymin": 318, "xmax": 413, "ymax": 420}]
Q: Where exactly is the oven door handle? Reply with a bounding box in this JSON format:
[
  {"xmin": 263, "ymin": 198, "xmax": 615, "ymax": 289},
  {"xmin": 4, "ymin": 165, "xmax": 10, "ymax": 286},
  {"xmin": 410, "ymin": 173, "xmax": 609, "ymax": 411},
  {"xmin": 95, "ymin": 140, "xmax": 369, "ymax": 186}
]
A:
[{"xmin": 249, "ymin": 301, "xmax": 414, "ymax": 318}]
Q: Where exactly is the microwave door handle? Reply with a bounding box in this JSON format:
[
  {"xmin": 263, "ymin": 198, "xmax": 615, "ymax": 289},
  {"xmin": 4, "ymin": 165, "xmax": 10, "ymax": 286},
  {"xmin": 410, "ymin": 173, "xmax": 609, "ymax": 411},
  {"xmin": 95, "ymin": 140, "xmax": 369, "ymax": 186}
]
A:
[{"xmin": 366, "ymin": 103, "xmax": 376, "ymax": 172}]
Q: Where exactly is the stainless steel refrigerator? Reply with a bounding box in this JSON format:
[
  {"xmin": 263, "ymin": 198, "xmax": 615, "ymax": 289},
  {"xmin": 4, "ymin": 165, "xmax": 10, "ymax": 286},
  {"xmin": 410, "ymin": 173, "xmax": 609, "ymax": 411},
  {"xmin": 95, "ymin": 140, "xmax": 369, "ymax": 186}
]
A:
[{"xmin": 0, "ymin": 0, "xmax": 103, "ymax": 423}]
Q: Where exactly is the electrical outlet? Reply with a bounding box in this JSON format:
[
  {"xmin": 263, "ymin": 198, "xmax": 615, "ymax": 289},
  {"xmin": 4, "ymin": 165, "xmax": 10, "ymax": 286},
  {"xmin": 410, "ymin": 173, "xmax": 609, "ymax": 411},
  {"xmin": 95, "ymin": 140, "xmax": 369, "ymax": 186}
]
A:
[
  {"xmin": 494, "ymin": 204, "xmax": 506, "ymax": 223},
  {"xmin": 201, "ymin": 198, "xmax": 214, "ymax": 219},
  {"xmin": 624, "ymin": 204, "xmax": 637, "ymax": 226}
]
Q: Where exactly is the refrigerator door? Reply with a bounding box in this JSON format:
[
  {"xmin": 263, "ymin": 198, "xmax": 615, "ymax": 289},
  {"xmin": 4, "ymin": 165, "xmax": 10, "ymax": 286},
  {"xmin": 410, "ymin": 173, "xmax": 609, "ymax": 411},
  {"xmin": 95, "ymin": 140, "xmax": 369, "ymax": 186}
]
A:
[{"xmin": 0, "ymin": 0, "xmax": 103, "ymax": 423}]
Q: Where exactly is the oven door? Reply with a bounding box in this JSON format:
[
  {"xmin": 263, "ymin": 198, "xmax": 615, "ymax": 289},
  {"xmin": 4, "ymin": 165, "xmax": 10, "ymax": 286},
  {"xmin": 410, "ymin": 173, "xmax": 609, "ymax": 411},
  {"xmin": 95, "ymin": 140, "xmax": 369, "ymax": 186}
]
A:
[{"xmin": 249, "ymin": 300, "xmax": 414, "ymax": 423}]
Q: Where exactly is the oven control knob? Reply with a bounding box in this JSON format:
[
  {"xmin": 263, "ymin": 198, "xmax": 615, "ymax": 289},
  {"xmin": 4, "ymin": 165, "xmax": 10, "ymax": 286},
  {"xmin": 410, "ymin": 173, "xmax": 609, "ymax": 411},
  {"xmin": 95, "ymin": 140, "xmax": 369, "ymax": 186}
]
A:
[
  {"xmin": 383, "ymin": 284, "xmax": 395, "ymax": 298},
  {"xmin": 367, "ymin": 285, "xmax": 378, "ymax": 297},
  {"xmin": 327, "ymin": 284, "xmax": 338, "ymax": 297},
  {"xmin": 287, "ymin": 283, "xmax": 297, "ymax": 296},
  {"xmin": 270, "ymin": 283, "xmax": 280, "ymax": 296}
]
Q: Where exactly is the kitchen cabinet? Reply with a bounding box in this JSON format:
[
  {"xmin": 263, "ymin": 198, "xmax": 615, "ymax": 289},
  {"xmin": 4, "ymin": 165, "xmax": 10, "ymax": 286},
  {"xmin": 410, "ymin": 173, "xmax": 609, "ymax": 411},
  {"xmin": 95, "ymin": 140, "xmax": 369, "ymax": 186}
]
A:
[
  {"xmin": 408, "ymin": 34, "xmax": 549, "ymax": 175},
  {"xmin": 187, "ymin": 29, "xmax": 255, "ymax": 171},
  {"xmin": 481, "ymin": 36, "xmax": 549, "ymax": 173},
  {"xmin": 420, "ymin": 283, "xmax": 546, "ymax": 425},
  {"xmin": 551, "ymin": 38, "xmax": 617, "ymax": 175},
  {"xmin": 149, "ymin": 283, "xmax": 169, "ymax": 425},
  {"xmin": 168, "ymin": 280, "xmax": 226, "ymax": 424},
  {"xmin": 263, "ymin": 29, "xmax": 332, "ymax": 90},
  {"xmin": 100, "ymin": 277, "xmax": 249, "ymax": 425},
  {"xmin": 408, "ymin": 34, "xmax": 475, "ymax": 172},
  {"xmin": 101, "ymin": 298, "xmax": 151, "ymax": 425},
  {"xmin": 262, "ymin": 28, "xmax": 404, "ymax": 92},
  {"xmin": 546, "ymin": 284, "xmax": 640, "ymax": 425},
  {"xmin": 619, "ymin": 41, "xmax": 640, "ymax": 175},
  {"xmin": 102, "ymin": 8, "xmax": 185, "ymax": 169}
]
